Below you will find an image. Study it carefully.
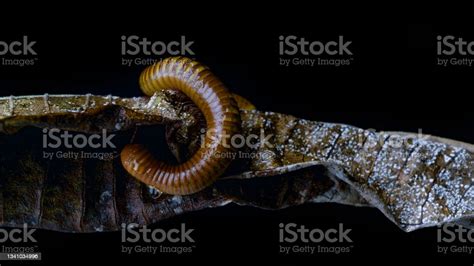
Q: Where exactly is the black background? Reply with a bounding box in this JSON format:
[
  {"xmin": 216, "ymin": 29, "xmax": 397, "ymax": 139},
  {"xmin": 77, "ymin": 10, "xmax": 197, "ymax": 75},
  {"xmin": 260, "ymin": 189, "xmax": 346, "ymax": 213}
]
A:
[{"xmin": 0, "ymin": 4, "xmax": 473, "ymax": 265}]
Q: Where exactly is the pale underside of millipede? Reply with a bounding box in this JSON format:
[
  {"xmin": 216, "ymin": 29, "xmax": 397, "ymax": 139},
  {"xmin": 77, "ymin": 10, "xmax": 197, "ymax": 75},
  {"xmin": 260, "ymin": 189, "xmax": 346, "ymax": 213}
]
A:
[{"xmin": 0, "ymin": 91, "xmax": 472, "ymax": 232}]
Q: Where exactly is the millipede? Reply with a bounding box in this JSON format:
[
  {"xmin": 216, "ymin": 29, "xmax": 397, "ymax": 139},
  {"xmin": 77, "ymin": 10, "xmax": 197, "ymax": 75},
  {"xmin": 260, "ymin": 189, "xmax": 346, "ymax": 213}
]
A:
[{"xmin": 121, "ymin": 56, "xmax": 248, "ymax": 195}]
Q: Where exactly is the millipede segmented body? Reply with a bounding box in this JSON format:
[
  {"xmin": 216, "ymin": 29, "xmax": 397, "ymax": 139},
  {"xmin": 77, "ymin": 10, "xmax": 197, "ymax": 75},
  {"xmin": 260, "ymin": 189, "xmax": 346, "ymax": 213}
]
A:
[{"xmin": 121, "ymin": 57, "xmax": 242, "ymax": 195}]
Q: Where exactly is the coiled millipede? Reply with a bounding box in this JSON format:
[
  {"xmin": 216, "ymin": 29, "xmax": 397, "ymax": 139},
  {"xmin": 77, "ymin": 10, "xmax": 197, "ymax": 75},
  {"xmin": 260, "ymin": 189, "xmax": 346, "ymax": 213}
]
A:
[{"xmin": 121, "ymin": 56, "xmax": 254, "ymax": 195}]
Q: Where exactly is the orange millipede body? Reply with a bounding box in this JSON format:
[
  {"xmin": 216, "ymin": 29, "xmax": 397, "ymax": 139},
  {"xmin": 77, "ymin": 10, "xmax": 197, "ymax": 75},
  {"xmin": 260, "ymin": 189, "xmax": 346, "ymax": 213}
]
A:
[{"xmin": 121, "ymin": 57, "xmax": 242, "ymax": 195}]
